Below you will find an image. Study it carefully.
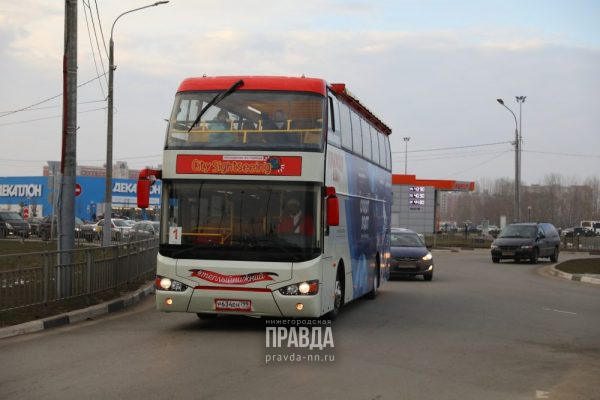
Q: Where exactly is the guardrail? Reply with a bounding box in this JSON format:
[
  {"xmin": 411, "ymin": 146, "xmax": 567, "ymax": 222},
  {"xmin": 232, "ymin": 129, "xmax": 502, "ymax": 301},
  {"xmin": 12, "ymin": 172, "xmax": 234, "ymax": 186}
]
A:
[{"xmin": 0, "ymin": 238, "xmax": 158, "ymax": 312}]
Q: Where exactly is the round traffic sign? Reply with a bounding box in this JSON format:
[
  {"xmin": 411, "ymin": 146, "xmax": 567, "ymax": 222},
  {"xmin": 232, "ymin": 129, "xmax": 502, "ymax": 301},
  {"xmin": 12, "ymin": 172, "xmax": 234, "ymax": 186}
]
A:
[{"xmin": 75, "ymin": 183, "xmax": 82, "ymax": 197}]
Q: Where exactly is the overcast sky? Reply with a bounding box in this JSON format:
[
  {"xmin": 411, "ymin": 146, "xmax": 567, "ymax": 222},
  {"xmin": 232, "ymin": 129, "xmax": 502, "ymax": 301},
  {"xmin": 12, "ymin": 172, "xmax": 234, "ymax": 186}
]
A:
[{"xmin": 0, "ymin": 0, "xmax": 598, "ymax": 185}]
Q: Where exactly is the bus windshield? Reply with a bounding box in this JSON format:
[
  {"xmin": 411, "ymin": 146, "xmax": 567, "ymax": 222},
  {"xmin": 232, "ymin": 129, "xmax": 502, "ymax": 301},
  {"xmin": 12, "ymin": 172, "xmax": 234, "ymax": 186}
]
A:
[
  {"xmin": 159, "ymin": 180, "xmax": 322, "ymax": 262},
  {"xmin": 166, "ymin": 91, "xmax": 325, "ymax": 151}
]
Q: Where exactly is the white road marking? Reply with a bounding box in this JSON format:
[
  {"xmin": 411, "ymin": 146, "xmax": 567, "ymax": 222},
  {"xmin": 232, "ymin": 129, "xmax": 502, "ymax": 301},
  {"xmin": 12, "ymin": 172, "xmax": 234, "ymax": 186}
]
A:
[
  {"xmin": 542, "ymin": 307, "xmax": 577, "ymax": 315},
  {"xmin": 536, "ymin": 390, "xmax": 550, "ymax": 399}
]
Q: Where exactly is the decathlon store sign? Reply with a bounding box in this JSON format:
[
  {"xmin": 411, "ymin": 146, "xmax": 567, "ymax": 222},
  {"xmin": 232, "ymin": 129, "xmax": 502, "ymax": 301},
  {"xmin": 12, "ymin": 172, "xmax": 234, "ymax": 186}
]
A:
[{"xmin": 0, "ymin": 184, "xmax": 43, "ymax": 198}]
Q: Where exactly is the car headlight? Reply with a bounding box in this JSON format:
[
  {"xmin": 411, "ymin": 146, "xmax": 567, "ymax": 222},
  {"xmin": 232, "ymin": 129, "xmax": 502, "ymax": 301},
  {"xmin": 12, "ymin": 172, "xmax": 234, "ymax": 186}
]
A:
[
  {"xmin": 521, "ymin": 245, "xmax": 533, "ymax": 249},
  {"xmin": 422, "ymin": 252, "xmax": 433, "ymax": 261},
  {"xmin": 279, "ymin": 280, "xmax": 319, "ymax": 296},
  {"xmin": 155, "ymin": 276, "xmax": 187, "ymax": 292},
  {"xmin": 491, "ymin": 244, "xmax": 498, "ymax": 249},
  {"xmin": 6, "ymin": 223, "xmax": 13, "ymax": 229}
]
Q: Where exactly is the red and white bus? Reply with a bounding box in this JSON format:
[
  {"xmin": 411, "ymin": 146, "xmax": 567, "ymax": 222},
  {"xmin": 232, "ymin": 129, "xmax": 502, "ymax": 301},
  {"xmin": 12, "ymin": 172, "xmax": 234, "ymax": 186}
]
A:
[{"xmin": 137, "ymin": 76, "xmax": 392, "ymax": 319}]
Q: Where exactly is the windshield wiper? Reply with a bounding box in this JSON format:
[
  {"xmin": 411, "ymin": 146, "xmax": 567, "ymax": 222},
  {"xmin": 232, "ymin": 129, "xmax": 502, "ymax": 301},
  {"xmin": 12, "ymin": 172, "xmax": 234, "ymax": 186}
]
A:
[{"xmin": 187, "ymin": 79, "xmax": 244, "ymax": 132}]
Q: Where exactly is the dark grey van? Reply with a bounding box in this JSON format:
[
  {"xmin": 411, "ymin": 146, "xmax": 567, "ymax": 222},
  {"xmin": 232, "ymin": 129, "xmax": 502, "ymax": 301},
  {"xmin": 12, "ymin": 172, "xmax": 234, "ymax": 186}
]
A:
[{"xmin": 490, "ymin": 222, "xmax": 560, "ymax": 264}]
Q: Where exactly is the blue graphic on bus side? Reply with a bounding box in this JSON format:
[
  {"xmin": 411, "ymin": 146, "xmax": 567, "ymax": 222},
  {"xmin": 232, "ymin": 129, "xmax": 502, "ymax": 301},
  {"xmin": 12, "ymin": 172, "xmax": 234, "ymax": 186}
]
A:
[{"xmin": 344, "ymin": 153, "xmax": 391, "ymax": 299}]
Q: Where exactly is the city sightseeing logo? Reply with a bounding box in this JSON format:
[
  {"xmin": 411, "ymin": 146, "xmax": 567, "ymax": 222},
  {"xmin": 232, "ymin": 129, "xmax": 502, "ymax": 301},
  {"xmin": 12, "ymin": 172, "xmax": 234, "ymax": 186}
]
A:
[{"xmin": 190, "ymin": 156, "xmax": 285, "ymax": 175}]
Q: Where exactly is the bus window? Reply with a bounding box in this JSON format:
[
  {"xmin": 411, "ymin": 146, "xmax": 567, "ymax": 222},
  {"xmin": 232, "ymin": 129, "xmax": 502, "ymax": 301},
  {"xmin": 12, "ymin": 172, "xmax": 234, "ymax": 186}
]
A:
[
  {"xmin": 361, "ymin": 119, "xmax": 371, "ymax": 160},
  {"xmin": 370, "ymin": 125, "xmax": 380, "ymax": 164},
  {"xmin": 338, "ymin": 101, "xmax": 353, "ymax": 150},
  {"xmin": 327, "ymin": 96, "xmax": 341, "ymax": 147},
  {"xmin": 385, "ymin": 135, "xmax": 392, "ymax": 170},
  {"xmin": 378, "ymin": 131, "xmax": 386, "ymax": 168},
  {"xmin": 350, "ymin": 111, "xmax": 362, "ymax": 155},
  {"xmin": 166, "ymin": 91, "xmax": 325, "ymax": 152}
]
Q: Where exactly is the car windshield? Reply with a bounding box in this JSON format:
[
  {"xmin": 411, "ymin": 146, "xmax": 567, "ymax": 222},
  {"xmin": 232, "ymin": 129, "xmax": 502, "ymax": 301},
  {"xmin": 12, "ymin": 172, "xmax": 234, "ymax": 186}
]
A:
[
  {"xmin": 113, "ymin": 220, "xmax": 129, "ymax": 227},
  {"xmin": 166, "ymin": 90, "xmax": 325, "ymax": 152},
  {"xmin": 0, "ymin": 212, "xmax": 22, "ymax": 220},
  {"xmin": 159, "ymin": 180, "xmax": 321, "ymax": 262},
  {"xmin": 391, "ymin": 231, "xmax": 425, "ymax": 247},
  {"xmin": 499, "ymin": 225, "xmax": 537, "ymax": 238}
]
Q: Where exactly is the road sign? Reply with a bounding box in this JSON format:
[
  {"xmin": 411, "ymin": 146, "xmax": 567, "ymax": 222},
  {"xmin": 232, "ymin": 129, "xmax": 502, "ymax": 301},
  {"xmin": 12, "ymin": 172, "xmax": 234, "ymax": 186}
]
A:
[{"xmin": 75, "ymin": 183, "xmax": 82, "ymax": 197}]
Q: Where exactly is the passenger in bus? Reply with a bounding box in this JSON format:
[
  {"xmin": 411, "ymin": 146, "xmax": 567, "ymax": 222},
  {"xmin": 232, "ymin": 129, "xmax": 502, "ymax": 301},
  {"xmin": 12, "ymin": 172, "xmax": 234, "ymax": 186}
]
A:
[
  {"xmin": 209, "ymin": 109, "xmax": 236, "ymax": 144},
  {"xmin": 277, "ymin": 199, "xmax": 314, "ymax": 235},
  {"xmin": 264, "ymin": 109, "xmax": 299, "ymax": 144}
]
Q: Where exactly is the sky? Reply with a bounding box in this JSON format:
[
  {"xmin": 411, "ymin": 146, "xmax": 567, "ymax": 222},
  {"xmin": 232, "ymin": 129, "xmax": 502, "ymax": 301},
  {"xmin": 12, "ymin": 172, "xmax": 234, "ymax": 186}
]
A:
[{"xmin": 0, "ymin": 0, "xmax": 599, "ymax": 185}]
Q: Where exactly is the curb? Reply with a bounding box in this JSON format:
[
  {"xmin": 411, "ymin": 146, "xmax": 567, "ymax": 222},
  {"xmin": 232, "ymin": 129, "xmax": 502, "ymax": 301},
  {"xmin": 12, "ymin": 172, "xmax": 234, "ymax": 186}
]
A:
[
  {"xmin": 0, "ymin": 284, "xmax": 155, "ymax": 340},
  {"xmin": 548, "ymin": 266, "xmax": 600, "ymax": 286}
]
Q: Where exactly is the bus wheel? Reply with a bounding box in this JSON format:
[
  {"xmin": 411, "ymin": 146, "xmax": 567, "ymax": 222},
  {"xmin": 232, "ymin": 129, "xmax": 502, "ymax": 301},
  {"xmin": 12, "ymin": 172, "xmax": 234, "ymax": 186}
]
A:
[
  {"xmin": 365, "ymin": 265, "xmax": 379, "ymax": 300},
  {"xmin": 326, "ymin": 267, "xmax": 344, "ymax": 320},
  {"xmin": 197, "ymin": 313, "xmax": 217, "ymax": 320}
]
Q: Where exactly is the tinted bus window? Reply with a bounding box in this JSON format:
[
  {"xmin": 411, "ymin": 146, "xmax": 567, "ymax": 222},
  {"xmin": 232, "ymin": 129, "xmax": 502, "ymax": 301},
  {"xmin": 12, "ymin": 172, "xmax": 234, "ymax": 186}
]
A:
[
  {"xmin": 351, "ymin": 111, "xmax": 362, "ymax": 155},
  {"xmin": 361, "ymin": 119, "xmax": 371, "ymax": 160},
  {"xmin": 371, "ymin": 126, "xmax": 380, "ymax": 164},
  {"xmin": 378, "ymin": 131, "xmax": 386, "ymax": 168},
  {"xmin": 339, "ymin": 102, "xmax": 353, "ymax": 150},
  {"xmin": 384, "ymin": 135, "xmax": 391, "ymax": 169},
  {"xmin": 327, "ymin": 96, "xmax": 341, "ymax": 147}
]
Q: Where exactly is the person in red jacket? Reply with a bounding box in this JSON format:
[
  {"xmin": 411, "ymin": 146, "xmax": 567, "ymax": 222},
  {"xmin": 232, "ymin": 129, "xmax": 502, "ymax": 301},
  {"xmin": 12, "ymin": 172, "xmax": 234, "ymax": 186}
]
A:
[{"xmin": 277, "ymin": 198, "xmax": 314, "ymax": 236}]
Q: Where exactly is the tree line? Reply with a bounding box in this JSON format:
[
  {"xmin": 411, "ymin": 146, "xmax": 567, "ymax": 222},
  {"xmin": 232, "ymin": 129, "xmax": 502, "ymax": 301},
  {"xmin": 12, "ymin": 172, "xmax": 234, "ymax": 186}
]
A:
[{"xmin": 443, "ymin": 174, "xmax": 600, "ymax": 230}]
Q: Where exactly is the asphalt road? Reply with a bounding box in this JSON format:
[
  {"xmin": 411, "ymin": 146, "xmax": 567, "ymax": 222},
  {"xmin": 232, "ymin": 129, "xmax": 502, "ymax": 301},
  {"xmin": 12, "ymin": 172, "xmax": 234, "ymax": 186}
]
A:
[{"xmin": 1, "ymin": 250, "xmax": 598, "ymax": 400}]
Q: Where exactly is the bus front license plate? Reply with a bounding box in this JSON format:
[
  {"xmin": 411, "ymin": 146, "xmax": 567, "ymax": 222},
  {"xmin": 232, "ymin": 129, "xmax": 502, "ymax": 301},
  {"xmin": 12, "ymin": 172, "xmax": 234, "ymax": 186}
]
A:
[{"xmin": 215, "ymin": 299, "xmax": 252, "ymax": 312}]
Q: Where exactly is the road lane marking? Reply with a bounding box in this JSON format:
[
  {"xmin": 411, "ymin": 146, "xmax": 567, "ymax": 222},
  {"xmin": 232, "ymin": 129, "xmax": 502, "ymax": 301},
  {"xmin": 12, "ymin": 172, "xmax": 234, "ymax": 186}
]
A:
[
  {"xmin": 542, "ymin": 307, "xmax": 577, "ymax": 315},
  {"xmin": 536, "ymin": 390, "xmax": 550, "ymax": 399}
]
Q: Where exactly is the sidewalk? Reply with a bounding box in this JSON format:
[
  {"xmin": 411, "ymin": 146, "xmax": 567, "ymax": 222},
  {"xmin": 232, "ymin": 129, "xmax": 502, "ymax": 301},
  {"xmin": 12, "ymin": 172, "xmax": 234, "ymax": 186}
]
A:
[{"xmin": 0, "ymin": 284, "xmax": 154, "ymax": 340}]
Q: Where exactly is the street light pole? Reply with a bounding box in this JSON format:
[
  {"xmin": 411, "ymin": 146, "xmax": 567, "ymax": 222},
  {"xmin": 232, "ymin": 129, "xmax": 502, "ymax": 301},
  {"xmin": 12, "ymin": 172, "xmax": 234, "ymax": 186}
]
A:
[
  {"xmin": 103, "ymin": 1, "xmax": 169, "ymax": 247},
  {"xmin": 516, "ymin": 96, "xmax": 526, "ymax": 210},
  {"xmin": 403, "ymin": 137, "xmax": 410, "ymax": 175},
  {"xmin": 496, "ymin": 98, "xmax": 520, "ymax": 222}
]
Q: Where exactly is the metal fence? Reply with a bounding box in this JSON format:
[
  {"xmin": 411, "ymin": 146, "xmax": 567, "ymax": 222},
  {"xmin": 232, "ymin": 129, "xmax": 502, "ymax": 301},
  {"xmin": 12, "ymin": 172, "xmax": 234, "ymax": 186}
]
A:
[
  {"xmin": 0, "ymin": 238, "xmax": 158, "ymax": 312},
  {"xmin": 425, "ymin": 233, "xmax": 600, "ymax": 252}
]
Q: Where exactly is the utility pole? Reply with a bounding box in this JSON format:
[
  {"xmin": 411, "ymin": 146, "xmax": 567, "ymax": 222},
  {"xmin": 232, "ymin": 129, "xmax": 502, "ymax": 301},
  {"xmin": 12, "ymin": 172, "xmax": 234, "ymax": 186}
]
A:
[
  {"xmin": 403, "ymin": 137, "xmax": 410, "ymax": 174},
  {"xmin": 60, "ymin": 0, "xmax": 77, "ymax": 294}
]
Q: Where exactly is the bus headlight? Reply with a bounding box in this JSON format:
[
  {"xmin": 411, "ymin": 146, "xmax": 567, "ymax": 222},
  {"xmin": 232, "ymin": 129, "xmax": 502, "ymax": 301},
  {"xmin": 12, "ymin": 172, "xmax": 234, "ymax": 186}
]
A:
[
  {"xmin": 155, "ymin": 276, "xmax": 187, "ymax": 292},
  {"xmin": 279, "ymin": 280, "xmax": 319, "ymax": 296}
]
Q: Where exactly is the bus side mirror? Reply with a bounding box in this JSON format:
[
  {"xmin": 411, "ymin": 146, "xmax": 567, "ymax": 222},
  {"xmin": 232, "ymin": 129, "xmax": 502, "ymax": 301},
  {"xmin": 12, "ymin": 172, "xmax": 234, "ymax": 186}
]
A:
[
  {"xmin": 137, "ymin": 179, "xmax": 151, "ymax": 209},
  {"xmin": 137, "ymin": 168, "xmax": 162, "ymax": 209},
  {"xmin": 326, "ymin": 186, "xmax": 339, "ymax": 226}
]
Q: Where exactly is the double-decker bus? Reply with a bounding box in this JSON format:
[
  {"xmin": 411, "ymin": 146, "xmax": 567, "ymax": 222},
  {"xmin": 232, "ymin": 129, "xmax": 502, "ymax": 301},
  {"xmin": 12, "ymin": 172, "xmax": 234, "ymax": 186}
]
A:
[{"xmin": 137, "ymin": 76, "xmax": 392, "ymax": 319}]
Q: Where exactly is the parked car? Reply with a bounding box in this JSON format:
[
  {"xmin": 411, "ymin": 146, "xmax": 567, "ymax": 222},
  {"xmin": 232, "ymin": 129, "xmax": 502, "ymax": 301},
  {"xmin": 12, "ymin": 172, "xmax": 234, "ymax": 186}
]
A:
[
  {"xmin": 487, "ymin": 225, "xmax": 501, "ymax": 238},
  {"xmin": 38, "ymin": 216, "xmax": 86, "ymax": 241},
  {"xmin": 27, "ymin": 216, "xmax": 44, "ymax": 237},
  {"xmin": 490, "ymin": 222, "xmax": 560, "ymax": 264},
  {"xmin": 128, "ymin": 221, "xmax": 160, "ymax": 242},
  {"xmin": 0, "ymin": 211, "xmax": 30, "ymax": 238},
  {"xmin": 86, "ymin": 218, "xmax": 133, "ymax": 242},
  {"xmin": 561, "ymin": 226, "xmax": 596, "ymax": 237},
  {"xmin": 389, "ymin": 227, "xmax": 434, "ymax": 281}
]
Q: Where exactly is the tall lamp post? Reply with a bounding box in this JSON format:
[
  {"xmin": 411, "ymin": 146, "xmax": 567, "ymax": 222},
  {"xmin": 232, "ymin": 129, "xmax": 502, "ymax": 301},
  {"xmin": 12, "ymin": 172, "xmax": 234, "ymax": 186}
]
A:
[
  {"xmin": 403, "ymin": 137, "xmax": 411, "ymax": 175},
  {"xmin": 104, "ymin": 1, "xmax": 169, "ymax": 247},
  {"xmin": 496, "ymin": 98, "xmax": 520, "ymax": 222}
]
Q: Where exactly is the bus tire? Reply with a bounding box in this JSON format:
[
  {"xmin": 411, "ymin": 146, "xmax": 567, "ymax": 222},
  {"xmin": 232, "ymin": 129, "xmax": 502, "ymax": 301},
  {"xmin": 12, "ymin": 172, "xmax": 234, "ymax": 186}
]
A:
[
  {"xmin": 326, "ymin": 263, "xmax": 345, "ymax": 321},
  {"xmin": 365, "ymin": 256, "xmax": 380, "ymax": 300}
]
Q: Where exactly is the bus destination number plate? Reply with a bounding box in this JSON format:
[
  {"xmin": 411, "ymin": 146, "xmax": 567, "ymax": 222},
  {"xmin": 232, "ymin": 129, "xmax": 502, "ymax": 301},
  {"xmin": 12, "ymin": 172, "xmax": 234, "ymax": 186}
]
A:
[{"xmin": 215, "ymin": 299, "xmax": 252, "ymax": 312}]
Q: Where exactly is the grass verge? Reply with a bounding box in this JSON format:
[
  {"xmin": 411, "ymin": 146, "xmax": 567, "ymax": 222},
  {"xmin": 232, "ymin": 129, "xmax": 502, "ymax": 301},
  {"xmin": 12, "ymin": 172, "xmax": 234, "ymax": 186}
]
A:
[
  {"xmin": 555, "ymin": 258, "xmax": 600, "ymax": 275},
  {"xmin": 0, "ymin": 279, "xmax": 151, "ymax": 328}
]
